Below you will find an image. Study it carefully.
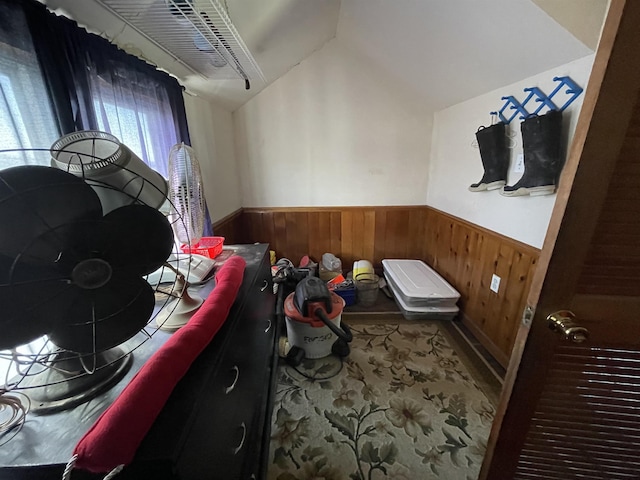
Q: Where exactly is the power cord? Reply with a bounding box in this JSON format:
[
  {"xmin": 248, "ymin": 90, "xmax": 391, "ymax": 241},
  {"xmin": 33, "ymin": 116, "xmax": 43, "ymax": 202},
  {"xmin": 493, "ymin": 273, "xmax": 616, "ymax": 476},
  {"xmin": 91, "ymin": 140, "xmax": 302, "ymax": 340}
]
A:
[{"xmin": 0, "ymin": 390, "xmax": 29, "ymax": 447}]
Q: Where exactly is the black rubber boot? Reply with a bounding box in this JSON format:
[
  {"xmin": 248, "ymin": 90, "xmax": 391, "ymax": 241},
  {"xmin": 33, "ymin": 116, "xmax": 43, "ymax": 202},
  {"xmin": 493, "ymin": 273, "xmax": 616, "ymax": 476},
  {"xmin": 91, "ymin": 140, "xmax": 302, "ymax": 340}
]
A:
[
  {"xmin": 501, "ymin": 109, "xmax": 563, "ymax": 197},
  {"xmin": 469, "ymin": 122, "xmax": 510, "ymax": 192}
]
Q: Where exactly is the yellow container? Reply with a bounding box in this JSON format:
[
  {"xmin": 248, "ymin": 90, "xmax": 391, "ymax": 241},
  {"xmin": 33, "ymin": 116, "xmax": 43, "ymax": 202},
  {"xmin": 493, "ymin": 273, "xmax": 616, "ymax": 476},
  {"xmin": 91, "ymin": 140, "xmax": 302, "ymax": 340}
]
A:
[{"xmin": 353, "ymin": 260, "xmax": 374, "ymax": 279}]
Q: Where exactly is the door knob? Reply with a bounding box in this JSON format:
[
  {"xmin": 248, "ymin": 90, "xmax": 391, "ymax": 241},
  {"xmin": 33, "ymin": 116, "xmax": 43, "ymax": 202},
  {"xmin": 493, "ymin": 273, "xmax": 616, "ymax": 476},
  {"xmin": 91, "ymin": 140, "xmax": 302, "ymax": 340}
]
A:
[{"xmin": 547, "ymin": 310, "xmax": 589, "ymax": 343}]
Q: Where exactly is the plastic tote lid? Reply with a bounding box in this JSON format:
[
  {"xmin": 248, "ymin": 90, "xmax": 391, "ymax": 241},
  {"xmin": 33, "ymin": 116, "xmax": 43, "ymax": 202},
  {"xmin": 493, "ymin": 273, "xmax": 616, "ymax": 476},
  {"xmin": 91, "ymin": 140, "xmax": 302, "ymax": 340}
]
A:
[{"xmin": 284, "ymin": 291, "xmax": 345, "ymax": 328}]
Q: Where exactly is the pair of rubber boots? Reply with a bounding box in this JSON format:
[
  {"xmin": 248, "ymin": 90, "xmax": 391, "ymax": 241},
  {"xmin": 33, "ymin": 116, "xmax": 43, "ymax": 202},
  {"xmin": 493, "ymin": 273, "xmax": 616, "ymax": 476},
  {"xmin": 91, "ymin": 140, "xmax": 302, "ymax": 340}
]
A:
[{"xmin": 469, "ymin": 109, "xmax": 563, "ymax": 196}]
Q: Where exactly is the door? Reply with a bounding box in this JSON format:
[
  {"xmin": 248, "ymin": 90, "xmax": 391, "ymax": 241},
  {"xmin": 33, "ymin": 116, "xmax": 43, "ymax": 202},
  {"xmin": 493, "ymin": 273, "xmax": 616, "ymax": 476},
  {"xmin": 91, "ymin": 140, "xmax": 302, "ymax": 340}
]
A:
[{"xmin": 480, "ymin": 1, "xmax": 640, "ymax": 478}]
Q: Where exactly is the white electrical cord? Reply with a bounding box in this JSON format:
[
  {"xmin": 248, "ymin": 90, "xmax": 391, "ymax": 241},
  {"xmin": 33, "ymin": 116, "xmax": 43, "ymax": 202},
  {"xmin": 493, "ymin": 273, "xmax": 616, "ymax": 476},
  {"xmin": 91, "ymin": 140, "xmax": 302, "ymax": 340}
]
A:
[
  {"xmin": 0, "ymin": 390, "xmax": 30, "ymax": 447},
  {"xmin": 62, "ymin": 454, "xmax": 124, "ymax": 480}
]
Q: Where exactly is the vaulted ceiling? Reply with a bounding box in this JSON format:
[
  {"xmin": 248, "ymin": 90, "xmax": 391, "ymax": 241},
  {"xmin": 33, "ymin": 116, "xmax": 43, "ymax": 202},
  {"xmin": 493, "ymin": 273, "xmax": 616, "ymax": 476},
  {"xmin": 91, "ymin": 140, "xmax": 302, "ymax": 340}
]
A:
[{"xmin": 42, "ymin": 0, "xmax": 608, "ymax": 112}]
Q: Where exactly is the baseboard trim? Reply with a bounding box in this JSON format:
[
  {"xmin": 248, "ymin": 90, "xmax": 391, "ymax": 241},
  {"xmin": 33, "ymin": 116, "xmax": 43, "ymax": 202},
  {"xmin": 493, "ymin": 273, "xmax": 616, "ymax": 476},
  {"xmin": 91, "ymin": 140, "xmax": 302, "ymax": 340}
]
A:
[{"xmin": 460, "ymin": 313, "xmax": 509, "ymax": 369}]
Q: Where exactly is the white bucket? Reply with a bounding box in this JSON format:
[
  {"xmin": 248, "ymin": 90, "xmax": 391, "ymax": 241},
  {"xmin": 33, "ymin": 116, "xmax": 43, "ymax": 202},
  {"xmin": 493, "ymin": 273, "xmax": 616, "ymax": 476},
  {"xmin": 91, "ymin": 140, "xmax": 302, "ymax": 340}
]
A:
[{"xmin": 284, "ymin": 292, "xmax": 345, "ymax": 359}]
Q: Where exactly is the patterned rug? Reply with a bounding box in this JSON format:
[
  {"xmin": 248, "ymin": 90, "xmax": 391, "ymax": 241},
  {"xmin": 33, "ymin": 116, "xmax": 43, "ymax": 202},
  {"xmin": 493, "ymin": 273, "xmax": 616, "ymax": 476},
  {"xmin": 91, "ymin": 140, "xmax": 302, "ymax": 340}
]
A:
[{"xmin": 267, "ymin": 322, "xmax": 496, "ymax": 480}]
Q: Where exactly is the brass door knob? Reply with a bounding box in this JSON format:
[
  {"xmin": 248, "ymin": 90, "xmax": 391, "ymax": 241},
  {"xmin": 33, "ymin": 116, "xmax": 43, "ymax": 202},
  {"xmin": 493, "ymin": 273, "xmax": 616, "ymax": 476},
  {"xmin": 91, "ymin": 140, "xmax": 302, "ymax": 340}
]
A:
[{"xmin": 547, "ymin": 310, "xmax": 590, "ymax": 343}]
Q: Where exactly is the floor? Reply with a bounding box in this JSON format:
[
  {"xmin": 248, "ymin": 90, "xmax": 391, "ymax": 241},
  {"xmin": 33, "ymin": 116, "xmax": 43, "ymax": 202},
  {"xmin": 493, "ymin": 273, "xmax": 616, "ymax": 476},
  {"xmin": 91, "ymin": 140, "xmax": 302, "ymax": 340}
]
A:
[
  {"xmin": 342, "ymin": 290, "xmax": 505, "ymax": 406},
  {"xmin": 269, "ymin": 315, "xmax": 496, "ymax": 480}
]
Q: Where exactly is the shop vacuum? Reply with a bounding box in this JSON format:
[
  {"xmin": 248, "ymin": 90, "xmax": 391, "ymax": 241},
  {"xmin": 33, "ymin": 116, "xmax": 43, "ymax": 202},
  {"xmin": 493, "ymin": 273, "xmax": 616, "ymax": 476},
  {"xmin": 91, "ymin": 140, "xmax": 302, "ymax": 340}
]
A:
[{"xmin": 280, "ymin": 276, "xmax": 352, "ymax": 367}]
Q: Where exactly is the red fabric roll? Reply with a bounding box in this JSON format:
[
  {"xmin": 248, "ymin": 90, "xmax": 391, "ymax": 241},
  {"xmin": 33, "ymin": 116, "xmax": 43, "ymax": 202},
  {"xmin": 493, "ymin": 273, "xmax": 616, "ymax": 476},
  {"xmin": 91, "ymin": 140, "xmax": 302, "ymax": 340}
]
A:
[{"xmin": 73, "ymin": 255, "xmax": 246, "ymax": 473}]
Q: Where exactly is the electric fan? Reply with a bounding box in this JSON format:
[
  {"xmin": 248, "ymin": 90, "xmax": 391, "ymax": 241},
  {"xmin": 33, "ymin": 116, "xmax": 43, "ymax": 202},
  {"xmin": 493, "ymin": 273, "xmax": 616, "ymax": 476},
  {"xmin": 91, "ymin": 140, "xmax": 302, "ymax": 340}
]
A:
[
  {"xmin": 50, "ymin": 130, "xmax": 168, "ymax": 214},
  {"xmin": 154, "ymin": 142, "xmax": 208, "ymax": 331},
  {"xmin": 166, "ymin": 142, "xmax": 206, "ymax": 247},
  {"xmin": 0, "ymin": 131, "xmax": 195, "ymax": 431}
]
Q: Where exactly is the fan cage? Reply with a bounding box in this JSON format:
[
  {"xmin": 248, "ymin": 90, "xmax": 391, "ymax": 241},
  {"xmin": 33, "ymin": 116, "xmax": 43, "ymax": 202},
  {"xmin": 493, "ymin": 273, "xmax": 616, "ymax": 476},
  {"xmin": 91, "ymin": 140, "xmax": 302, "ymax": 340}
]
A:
[
  {"xmin": 0, "ymin": 141, "xmax": 213, "ymax": 433},
  {"xmin": 167, "ymin": 143, "xmax": 205, "ymax": 246},
  {"xmin": 51, "ymin": 130, "xmax": 169, "ymax": 212},
  {"xmin": 50, "ymin": 131, "xmax": 124, "ymax": 173}
]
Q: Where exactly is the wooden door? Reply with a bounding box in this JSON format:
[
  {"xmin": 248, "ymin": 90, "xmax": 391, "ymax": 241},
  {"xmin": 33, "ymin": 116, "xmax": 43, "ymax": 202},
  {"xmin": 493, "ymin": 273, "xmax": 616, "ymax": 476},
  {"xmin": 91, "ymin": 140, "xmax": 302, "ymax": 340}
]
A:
[{"xmin": 480, "ymin": 1, "xmax": 640, "ymax": 478}]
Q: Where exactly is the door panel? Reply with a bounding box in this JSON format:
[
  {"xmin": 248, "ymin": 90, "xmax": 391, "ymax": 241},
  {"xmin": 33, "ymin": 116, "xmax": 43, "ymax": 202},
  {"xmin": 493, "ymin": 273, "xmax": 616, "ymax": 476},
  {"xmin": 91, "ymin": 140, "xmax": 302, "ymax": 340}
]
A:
[
  {"xmin": 576, "ymin": 94, "xmax": 640, "ymax": 298},
  {"xmin": 515, "ymin": 343, "xmax": 640, "ymax": 479},
  {"xmin": 481, "ymin": 1, "xmax": 640, "ymax": 478}
]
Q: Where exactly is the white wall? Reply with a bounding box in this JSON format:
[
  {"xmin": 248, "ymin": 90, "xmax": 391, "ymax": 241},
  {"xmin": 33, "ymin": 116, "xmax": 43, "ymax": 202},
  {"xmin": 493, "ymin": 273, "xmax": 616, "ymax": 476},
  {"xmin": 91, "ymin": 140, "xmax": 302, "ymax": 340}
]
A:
[
  {"xmin": 190, "ymin": 40, "xmax": 594, "ymax": 247},
  {"xmin": 428, "ymin": 55, "xmax": 595, "ymax": 248},
  {"xmin": 233, "ymin": 38, "xmax": 433, "ymax": 207},
  {"xmin": 183, "ymin": 94, "xmax": 242, "ymax": 223}
]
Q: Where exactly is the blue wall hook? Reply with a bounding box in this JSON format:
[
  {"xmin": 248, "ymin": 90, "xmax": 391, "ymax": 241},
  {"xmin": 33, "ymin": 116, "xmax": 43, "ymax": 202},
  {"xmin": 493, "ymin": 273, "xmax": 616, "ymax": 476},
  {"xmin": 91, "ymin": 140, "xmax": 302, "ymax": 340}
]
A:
[
  {"xmin": 489, "ymin": 76, "xmax": 583, "ymax": 124},
  {"xmin": 490, "ymin": 96, "xmax": 528, "ymax": 124},
  {"xmin": 522, "ymin": 86, "xmax": 557, "ymax": 117},
  {"xmin": 550, "ymin": 76, "xmax": 584, "ymax": 111}
]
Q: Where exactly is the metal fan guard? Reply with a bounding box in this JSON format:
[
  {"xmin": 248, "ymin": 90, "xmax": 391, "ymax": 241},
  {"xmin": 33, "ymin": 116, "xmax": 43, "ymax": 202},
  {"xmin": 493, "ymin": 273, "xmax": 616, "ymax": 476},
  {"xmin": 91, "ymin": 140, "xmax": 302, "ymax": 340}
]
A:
[
  {"xmin": 12, "ymin": 348, "xmax": 132, "ymax": 414},
  {"xmin": 167, "ymin": 143, "xmax": 205, "ymax": 245},
  {"xmin": 50, "ymin": 131, "xmax": 125, "ymax": 173},
  {"xmin": 50, "ymin": 130, "xmax": 169, "ymax": 212},
  {"xmin": 0, "ymin": 141, "xmax": 204, "ymax": 423}
]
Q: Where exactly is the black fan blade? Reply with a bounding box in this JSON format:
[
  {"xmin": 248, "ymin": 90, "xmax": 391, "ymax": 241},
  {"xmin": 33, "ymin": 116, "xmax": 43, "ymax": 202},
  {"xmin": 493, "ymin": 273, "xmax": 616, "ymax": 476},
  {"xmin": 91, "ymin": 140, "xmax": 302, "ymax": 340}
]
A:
[
  {"xmin": 3, "ymin": 221, "xmax": 105, "ymax": 280},
  {"xmin": 47, "ymin": 274, "xmax": 154, "ymax": 353},
  {"xmin": 0, "ymin": 278, "xmax": 79, "ymax": 350},
  {"xmin": 0, "ymin": 166, "xmax": 103, "ymax": 262},
  {"xmin": 99, "ymin": 204, "xmax": 174, "ymax": 276},
  {"xmin": 0, "ymin": 222, "xmax": 86, "ymax": 350}
]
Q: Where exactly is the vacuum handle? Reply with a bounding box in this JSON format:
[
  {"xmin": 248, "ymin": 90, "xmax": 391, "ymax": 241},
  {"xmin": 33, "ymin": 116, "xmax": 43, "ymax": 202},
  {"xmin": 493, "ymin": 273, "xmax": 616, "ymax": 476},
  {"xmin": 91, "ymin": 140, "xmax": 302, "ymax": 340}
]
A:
[{"xmin": 314, "ymin": 308, "xmax": 353, "ymax": 343}]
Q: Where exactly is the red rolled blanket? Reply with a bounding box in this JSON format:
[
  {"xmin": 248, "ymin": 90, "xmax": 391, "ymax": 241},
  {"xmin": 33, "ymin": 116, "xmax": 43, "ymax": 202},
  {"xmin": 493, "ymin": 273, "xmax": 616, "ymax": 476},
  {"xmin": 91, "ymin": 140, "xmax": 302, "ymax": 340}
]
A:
[{"xmin": 72, "ymin": 255, "xmax": 246, "ymax": 474}]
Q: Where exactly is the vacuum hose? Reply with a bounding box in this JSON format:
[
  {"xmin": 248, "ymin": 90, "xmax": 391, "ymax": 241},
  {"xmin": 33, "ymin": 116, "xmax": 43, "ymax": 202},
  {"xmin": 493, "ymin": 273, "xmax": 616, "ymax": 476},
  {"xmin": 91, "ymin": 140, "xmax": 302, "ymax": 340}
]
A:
[{"xmin": 314, "ymin": 308, "xmax": 352, "ymax": 343}]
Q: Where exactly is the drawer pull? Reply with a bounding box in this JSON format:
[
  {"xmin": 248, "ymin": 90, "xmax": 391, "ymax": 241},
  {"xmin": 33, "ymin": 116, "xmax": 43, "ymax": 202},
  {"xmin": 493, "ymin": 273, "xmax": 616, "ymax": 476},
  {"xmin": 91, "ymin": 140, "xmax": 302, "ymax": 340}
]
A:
[
  {"xmin": 265, "ymin": 319, "xmax": 272, "ymax": 333},
  {"xmin": 233, "ymin": 422, "xmax": 247, "ymax": 455},
  {"xmin": 225, "ymin": 366, "xmax": 239, "ymax": 394},
  {"xmin": 260, "ymin": 279, "xmax": 268, "ymax": 291}
]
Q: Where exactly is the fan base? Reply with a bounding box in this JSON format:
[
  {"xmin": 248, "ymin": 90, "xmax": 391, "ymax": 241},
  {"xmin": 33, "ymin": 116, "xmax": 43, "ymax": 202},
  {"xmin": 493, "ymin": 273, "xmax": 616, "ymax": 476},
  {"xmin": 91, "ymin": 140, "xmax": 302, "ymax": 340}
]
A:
[{"xmin": 18, "ymin": 347, "xmax": 133, "ymax": 415}]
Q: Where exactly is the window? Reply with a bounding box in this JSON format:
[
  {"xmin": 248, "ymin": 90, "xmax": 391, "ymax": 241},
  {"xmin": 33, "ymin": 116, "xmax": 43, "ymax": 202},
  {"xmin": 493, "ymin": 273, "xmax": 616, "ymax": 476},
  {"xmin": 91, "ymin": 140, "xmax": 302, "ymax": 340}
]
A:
[
  {"xmin": 0, "ymin": 2, "xmax": 59, "ymax": 169},
  {"xmin": 0, "ymin": 0, "xmax": 206, "ymax": 230},
  {"xmin": 91, "ymin": 71, "xmax": 179, "ymax": 179},
  {"xmin": 0, "ymin": 0, "xmax": 188, "ymax": 177}
]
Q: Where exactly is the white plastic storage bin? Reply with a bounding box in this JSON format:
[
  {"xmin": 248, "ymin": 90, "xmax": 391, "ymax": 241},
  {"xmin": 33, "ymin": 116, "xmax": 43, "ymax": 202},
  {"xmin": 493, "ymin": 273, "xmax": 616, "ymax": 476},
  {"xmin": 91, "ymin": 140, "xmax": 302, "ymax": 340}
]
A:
[
  {"xmin": 386, "ymin": 277, "xmax": 459, "ymax": 321},
  {"xmin": 382, "ymin": 259, "xmax": 460, "ymax": 309}
]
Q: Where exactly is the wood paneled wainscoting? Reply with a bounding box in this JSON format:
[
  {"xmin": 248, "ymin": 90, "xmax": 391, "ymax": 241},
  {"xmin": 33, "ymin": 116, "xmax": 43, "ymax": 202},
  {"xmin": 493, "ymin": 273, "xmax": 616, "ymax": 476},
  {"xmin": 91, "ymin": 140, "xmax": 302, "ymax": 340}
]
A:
[
  {"xmin": 211, "ymin": 208, "xmax": 244, "ymax": 245},
  {"xmin": 214, "ymin": 206, "xmax": 539, "ymax": 367}
]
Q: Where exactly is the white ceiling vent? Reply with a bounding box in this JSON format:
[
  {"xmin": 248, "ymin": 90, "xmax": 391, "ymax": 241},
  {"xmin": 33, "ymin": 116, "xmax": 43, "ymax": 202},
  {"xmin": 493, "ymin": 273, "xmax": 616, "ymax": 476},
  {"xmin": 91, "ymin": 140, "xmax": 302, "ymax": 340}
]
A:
[{"xmin": 94, "ymin": 0, "xmax": 266, "ymax": 88}]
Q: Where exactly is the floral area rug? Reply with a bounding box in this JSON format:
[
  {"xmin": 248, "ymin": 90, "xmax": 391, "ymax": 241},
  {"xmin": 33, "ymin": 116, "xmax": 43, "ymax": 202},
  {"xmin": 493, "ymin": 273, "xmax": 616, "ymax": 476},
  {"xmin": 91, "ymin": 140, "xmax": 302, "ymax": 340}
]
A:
[{"xmin": 267, "ymin": 322, "xmax": 496, "ymax": 480}]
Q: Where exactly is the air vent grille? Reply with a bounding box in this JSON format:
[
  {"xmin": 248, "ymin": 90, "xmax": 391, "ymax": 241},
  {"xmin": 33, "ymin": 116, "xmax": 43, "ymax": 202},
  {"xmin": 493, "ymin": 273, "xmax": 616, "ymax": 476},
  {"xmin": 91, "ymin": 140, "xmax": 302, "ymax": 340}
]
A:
[{"xmin": 95, "ymin": 0, "xmax": 265, "ymax": 86}]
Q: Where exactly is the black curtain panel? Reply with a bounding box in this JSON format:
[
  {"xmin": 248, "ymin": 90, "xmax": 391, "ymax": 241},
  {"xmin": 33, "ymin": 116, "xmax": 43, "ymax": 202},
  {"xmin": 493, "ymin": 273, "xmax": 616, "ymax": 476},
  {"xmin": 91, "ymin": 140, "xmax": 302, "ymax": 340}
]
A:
[
  {"xmin": 18, "ymin": 0, "xmax": 95, "ymax": 134},
  {"xmin": 16, "ymin": 0, "xmax": 190, "ymax": 146},
  {"xmin": 3, "ymin": 0, "xmax": 214, "ymax": 233}
]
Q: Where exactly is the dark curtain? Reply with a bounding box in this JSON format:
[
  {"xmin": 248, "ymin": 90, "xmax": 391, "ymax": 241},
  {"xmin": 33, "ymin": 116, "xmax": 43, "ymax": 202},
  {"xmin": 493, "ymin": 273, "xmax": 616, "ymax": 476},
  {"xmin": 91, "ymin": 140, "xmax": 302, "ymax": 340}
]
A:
[
  {"xmin": 19, "ymin": 0, "xmax": 94, "ymax": 135},
  {"xmin": 19, "ymin": 0, "xmax": 190, "ymax": 142},
  {"xmin": 11, "ymin": 0, "xmax": 214, "ymax": 234}
]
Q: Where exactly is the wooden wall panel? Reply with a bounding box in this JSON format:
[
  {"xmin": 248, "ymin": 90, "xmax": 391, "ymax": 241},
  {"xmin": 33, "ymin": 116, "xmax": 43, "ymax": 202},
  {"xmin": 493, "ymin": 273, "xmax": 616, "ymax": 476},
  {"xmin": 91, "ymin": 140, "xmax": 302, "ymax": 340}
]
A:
[
  {"xmin": 211, "ymin": 208, "xmax": 243, "ymax": 245},
  {"xmin": 373, "ymin": 209, "xmax": 388, "ymax": 265},
  {"xmin": 238, "ymin": 205, "xmax": 539, "ymax": 367},
  {"xmin": 240, "ymin": 207, "xmax": 431, "ymax": 270}
]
